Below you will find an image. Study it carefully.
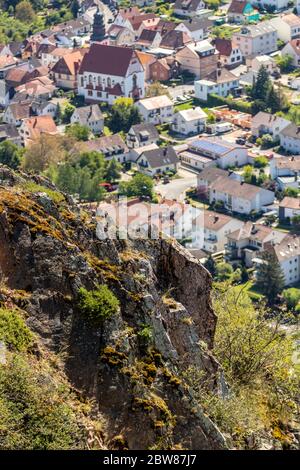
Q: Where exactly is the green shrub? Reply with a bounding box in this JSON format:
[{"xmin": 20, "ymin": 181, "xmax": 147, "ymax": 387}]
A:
[
  {"xmin": 137, "ymin": 325, "xmax": 153, "ymax": 344},
  {"xmin": 77, "ymin": 284, "xmax": 119, "ymax": 326},
  {"xmin": 216, "ymin": 262, "xmax": 234, "ymax": 281},
  {"xmin": 282, "ymin": 288, "xmax": 300, "ymax": 311},
  {"xmin": 0, "ymin": 354, "xmax": 87, "ymax": 449},
  {"xmin": 0, "ymin": 309, "xmax": 33, "ymax": 352}
]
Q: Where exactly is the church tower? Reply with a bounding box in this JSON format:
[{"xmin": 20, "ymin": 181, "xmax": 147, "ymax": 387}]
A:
[{"xmin": 91, "ymin": 6, "xmax": 106, "ymax": 43}]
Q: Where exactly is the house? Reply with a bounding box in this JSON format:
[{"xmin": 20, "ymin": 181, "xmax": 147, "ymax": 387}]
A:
[
  {"xmin": 280, "ymin": 123, "xmax": 300, "ymax": 154},
  {"xmin": 19, "ymin": 115, "xmax": 58, "ymax": 146},
  {"xmin": 281, "ymin": 40, "xmax": 300, "ymax": 68},
  {"xmin": 136, "ymin": 95, "xmax": 173, "ymax": 125},
  {"xmin": 106, "ymin": 25, "xmax": 135, "ymax": 47},
  {"xmin": 264, "ymin": 235, "xmax": 300, "ymax": 286},
  {"xmin": 51, "ymin": 49, "xmax": 88, "ymax": 90},
  {"xmin": 214, "ymin": 38, "xmax": 243, "ymax": 69},
  {"xmin": 270, "ymin": 14, "xmax": 300, "ymax": 43},
  {"xmin": 136, "ymin": 145, "xmax": 179, "ymax": 176},
  {"xmin": 196, "ymin": 166, "xmax": 229, "ymax": 197},
  {"xmin": 249, "ymin": 55, "xmax": 278, "ymax": 74},
  {"xmin": 279, "ymin": 197, "xmax": 300, "ymax": 221},
  {"xmin": 159, "ymin": 30, "xmax": 191, "ymax": 51},
  {"xmin": 53, "ymin": 18, "xmax": 91, "ymax": 48},
  {"xmin": 227, "ymin": 0, "xmax": 260, "ymax": 24},
  {"xmin": 13, "ymin": 77, "xmax": 56, "ymax": 102},
  {"xmin": 251, "ymin": 112, "xmax": 290, "ymax": 140},
  {"xmin": 209, "ymin": 176, "xmax": 275, "ymax": 215},
  {"xmin": 136, "ymin": 51, "xmax": 156, "ymax": 81},
  {"xmin": 114, "ymin": 7, "xmax": 141, "ymax": 29},
  {"xmin": 77, "ymin": 43, "xmax": 145, "ymax": 105},
  {"xmin": 176, "ymin": 40, "xmax": 218, "ymax": 79},
  {"xmin": 70, "ymin": 104, "xmax": 104, "ymax": 134},
  {"xmin": 194, "ymin": 68, "xmax": 240, "ymax": 101},
  {"xmin": 136, "ymin": 29, "xmax": 162, "ymax": 49},
  {"xmin": 270, "ymin": 155, "xmax": 300, "ymax": 190},
  {"xmin": 232, "ymin": 23, "xmax": 277, "ymax": 57},
  {"xmin": 127, "ymin": 14, "xmax": 160, "ymax": 38},
  {"xmin": 172, "ymin": 107, "xmax": 207, "ymax": 136},
  {"xmin": 82, "ymin": 134, "xmax": 130, "ymax": 163},
  {"xmin": 126, "ymin": 123, "xmax": 159, "ymax": 149},
  {"xmin": 0, "ymin": 123, "xmax": 22, "ymax": 146},
  {"xmin": 41, "ymin": 47, "xmax": 74, "ymax": 67},
  {"xmin": 30, "ymin": 99, "xmax": 58, "ymax": 118},
  {"xmin": 149, "ymin": 58, "xmax": 179, "ymax": 82},
  {"xmin": 225, "ymin": 221, "xmax": 286, "ymax": 267},
  {"xmin": 201, "ymin": 210, "xmax": 244, "ymax": 253},
  {"xmin": 248, "ymin": 0, "xmax": 288, "ymax": 11},
  {"xmin": 3, "ymin": 101, "xmax": 31, "ymax": 126},
  {"xmin": 173, "ymin": 0, "xmax": 206, "ymax": 18},
  {"xmin": 0, "ymin": 45, "xmax": 13, "ymax": 57},
  {"xmin": 175, "ymin": 18, "xmax": 213, "ymax": 42},
  {"xmin": 188, "ymin": 137, "xmax": 248, "ymax": 169}
]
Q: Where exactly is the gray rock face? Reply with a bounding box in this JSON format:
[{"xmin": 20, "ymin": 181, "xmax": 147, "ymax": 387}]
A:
[{"xmin": 0, "ymin": 166, "xmax": 227, "ymax": 450}]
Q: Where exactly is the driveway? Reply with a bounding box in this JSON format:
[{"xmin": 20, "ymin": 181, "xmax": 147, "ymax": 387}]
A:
[
  {"xmin": 155, "ymin": 167, "xmax": 197, "ymax": 201},
  {"xmin": 167, "ymin": 85, "xmax": 194, "ymax": 101}
]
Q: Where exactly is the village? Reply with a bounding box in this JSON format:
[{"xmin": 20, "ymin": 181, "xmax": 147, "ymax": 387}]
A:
[{"xmin": 2, "ymin": 0, "xmax": 300, "ymax": 295}]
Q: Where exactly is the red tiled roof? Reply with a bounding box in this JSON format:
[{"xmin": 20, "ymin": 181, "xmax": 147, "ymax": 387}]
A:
[
  {"xmin": 79, "ymin": 44, "xmax": 138, "ymax": 77},
  {"xmin": 215, "ymin": 38, "xmax": 233, "ymax": 57}
]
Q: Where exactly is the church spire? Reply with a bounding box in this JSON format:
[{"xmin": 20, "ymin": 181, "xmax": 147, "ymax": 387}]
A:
[{"xmin": 91, "ymin": 6, "xmax": 106, "ymax": 43}]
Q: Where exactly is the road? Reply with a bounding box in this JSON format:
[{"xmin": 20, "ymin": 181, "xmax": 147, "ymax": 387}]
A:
[{"xmin": 155, "ymin": 167, "xmax": 197, "ymax": 201}]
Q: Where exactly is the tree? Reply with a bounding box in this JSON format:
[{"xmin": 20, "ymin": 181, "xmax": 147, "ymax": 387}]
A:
[
  {"xmin": 282, "ymin": 287, "xmax": 300, "ymax": 311},
  {"xmin": 66, "ymin": 123, "xmax": 90, "ymax": 141},
  {"xmin": 55, "ymin": 102, "xmax": 62, "ymax": 124},
  {"xmin": 276, "ymin": 54, "xmax": 294, "ymax": 73},
  {"xmin": 107, "ymin": 97, "xmax": 141, "ymax": 134},
  {"xmin": 266, "ymin": 84, "xmax": 288, "ymax": 114},
  {"xmin": 70, "ymin": 0, "xmax": 80, "ymax": 18},
  {"xmin": 255, "ymin": 251, "xmax": 285, "ymax": 304},
  {"xmin": 15, "ymin": 1, "xmax": 36, "ymax": 23},
  {"xmin": 251, "ymin": 66, "xmax": 271, "ymax": 101},
  {"xmin": 284, "ymin": 186, "xmax": 299, "ymax": 198},
  {"xmin": 0, "ymin": 141, "xmax": 23, "ymax": 169},
  {"xmin": 145, "ymin": 82, "xmax": 171, "ymax": 98},
  {"xmin": 62, "ymin": 103, "xmax": 75, "ymax": 124},
  {"xmin": 215, "ymin": 262, "xmax": 233, "ymax": 281},
  {"xmin": 253, "ymin": 156, "xmax": 268, "ymax": 168},
  {"xmin": 104, "ymin": 158, "xmax": 121, "ymax": 183},
  {"xmin": 204, "ymin": 255, "xmax": 216, "ymax": 277},
  {"xmin": 118, "ymin": 173, "xmax": 154, "ymax": 199}
]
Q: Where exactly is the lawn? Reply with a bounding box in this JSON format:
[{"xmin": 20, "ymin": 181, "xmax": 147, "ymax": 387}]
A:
[
  {"xmin": 232, "ymin": 280, "xmax": 265, "ymax": 302},
  {"xmin": 174, "ymin": 99, "xmax": 194, "ymax": 112}
]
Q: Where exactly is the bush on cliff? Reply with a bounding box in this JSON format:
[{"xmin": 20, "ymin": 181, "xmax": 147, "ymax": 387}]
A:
[{"xmin": 77, "ymin": 284, "xmax": 119, "ymax": 326}]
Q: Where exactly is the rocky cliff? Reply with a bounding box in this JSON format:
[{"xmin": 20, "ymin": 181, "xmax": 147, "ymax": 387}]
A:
[{"xmin": 0, "ymin": 165, "xmax": 227, "ymax": 450}]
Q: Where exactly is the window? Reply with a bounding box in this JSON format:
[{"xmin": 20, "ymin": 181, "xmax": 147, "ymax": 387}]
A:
[{"xmin": 88, "ymin": 90, "xmax": 93, "ymax": 96}]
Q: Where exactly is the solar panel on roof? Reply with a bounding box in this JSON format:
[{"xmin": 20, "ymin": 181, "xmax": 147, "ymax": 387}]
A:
[{"xmin": 191, "ymin": 140, "xmax": 230, "ymax": 154}]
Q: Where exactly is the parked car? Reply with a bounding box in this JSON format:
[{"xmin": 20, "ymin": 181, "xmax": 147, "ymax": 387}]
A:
[{"xmin": 236, "ymin": 137, "xmax": 246, "ymax": 145}]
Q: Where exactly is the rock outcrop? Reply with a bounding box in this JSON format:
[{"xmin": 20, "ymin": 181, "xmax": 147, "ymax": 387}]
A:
[{"xmin": 0, "ymin": 165, "xmax": 227, "ymax": 450}]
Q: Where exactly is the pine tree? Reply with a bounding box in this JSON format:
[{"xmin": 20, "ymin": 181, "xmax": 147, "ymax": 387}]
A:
[
  {"xmin": 255, "ymin": 251, "xmax": 285, "ymax": 304},
  {"xmin": 251, "ymin": 66, "xmax": 271, "ymax": 101},
  {"xmin": 105, "ymin": 158, "xmax": 121, "ymax": 183},
  {"xmin": 204, "ymin": 255, "xmax": 216, "ymax": 277}
]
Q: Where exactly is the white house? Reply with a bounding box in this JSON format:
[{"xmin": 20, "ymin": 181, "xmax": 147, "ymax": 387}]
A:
[
  {"xmin": 270, "ymin": 155, "xmax": 300, "ymax": 180},
  {"xmin": 82, "ymin": 134, "xmax": 130, "ymax": 163},
  {"xmin": 225, "ymin": 221, "xmax": 287, "ymax": 267},
  {"xmin": 77, "ymin": 43, "xmax": 145, "ymax": 105},
  {"xmin": 194, "ymin": 69, "xmax": 240, "ymax": 101},
  {"xmin": 232, "ymin": 23, "xmax": 277, "ymax": 57},
  {"xmin": 189, "ymin": 137, "xmax": 249, "ymax": 169},
  {"xmin": 70, "ymin": 105, "xmax": 104, "ymax": 134},
  {"xmin": 209, "ymin": 176, "xmax": 275, "ymax": 214},
  {"xmin": 251, "ymin": 112, "xmax": 291, "ymax": 140},
  {"xmin": 3, "ymin": 101, "xmax": 31, "ymax": 126},
  {"xmin": 136, "ymin": 95, "xmax": 173, "ymax": 125},
  {"xmin": 266, "ymin": 235, "xmax": 300, "ymax": 286},
  {"xmin": 175, "ymin": 17, "xmax": 212, "ymax": 42},
  {"xmin": 250, "ymin": 55, "xmax": 279, "ymax": 75},
  {"xmin": 215, "ymin": 38, "xmax": 243, "ymax": 69},
  {"xmin": 201, "ymin": 210, "xmax": 244, "ymax": 253},
  {"xmin": 280, "ymin": 123, "xmax": 300, "ymax": 154},
  {"xmin": 172, "ymin": 107, "xmax": 207, "ymax": 136},
  {"xmin": 270, "ymin": 14, "xmax": 300, "ymax": 43},
  {"xmin": 281, "ymin": 40, "xmax": 300, "ymax": 68},
  {"xmin": 136, "ymin": 146, "xmax": 179, "ymax": 176},
  {"xmin": 126, "ymin": 123, "xmax": 159, "ymax": 149},
  {"xmin": 279, "ymin": 197, "xmax": 300, "ymax": 221},
  {"xmin": 173, "ymin": 0, "xmax": 206, "ymax": 18}
]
